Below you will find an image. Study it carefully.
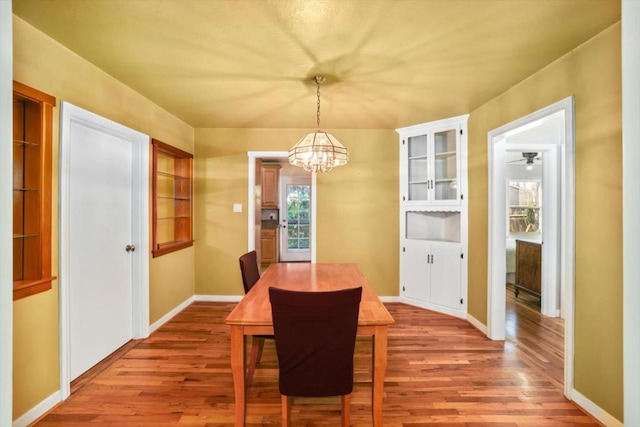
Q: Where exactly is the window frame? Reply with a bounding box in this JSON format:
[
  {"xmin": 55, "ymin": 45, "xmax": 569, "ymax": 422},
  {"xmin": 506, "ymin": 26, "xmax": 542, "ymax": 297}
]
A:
[
  {"xmin": 151, "ymin": 139, "xmax": 194, "ymax": 257},
  {"xmin": 12, "ymin": 81, "xmax": 56, "ymax": 300}
]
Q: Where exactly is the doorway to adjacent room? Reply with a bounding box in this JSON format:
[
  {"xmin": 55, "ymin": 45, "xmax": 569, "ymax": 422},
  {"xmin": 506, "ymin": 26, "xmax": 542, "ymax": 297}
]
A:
[
  {"xmin": 247, "ymin": 151, "xmax": 316, "ymax": 265},
  {"xmin": 487, "ymin": 96, "xmax": 575, "ymax": 396}
]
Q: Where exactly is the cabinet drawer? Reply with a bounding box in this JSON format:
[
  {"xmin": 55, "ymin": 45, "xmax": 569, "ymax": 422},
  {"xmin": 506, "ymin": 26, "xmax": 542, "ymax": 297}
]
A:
[{"xmin": 261, "ymin": 228, "xmax": 276, "ymax": 237}]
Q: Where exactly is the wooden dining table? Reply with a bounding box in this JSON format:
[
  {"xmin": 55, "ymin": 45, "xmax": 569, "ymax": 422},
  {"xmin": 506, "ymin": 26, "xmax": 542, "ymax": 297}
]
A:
[{"xmin": 225, "ymin": 262, "xmax": 395, "ymax": 426}]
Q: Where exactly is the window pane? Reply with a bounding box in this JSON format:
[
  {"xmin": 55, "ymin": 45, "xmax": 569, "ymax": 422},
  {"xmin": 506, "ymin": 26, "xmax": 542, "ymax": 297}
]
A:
[{"xmin": 508, "ymin": 181, "xmax": 541, "ymax": 233}]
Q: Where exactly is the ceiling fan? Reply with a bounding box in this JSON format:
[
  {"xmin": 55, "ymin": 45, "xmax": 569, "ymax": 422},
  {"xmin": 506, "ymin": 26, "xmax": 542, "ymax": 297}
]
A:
[{"xmin": 507, "ymin": 152, "xmax": 540, "ymax": 170}]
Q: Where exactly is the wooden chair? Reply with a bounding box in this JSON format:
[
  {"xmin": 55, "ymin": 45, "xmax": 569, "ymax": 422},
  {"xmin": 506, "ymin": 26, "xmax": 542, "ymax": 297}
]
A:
[
  {"xmin": 238, "ymin": 250, "xmax": 273, "ymax": 386},
  {"xmin": 269, "ymin": 286, "xmax": 362, "ymax": 427}
]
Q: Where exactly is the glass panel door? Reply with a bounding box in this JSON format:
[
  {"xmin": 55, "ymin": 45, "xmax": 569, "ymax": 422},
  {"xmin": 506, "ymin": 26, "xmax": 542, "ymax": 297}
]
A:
[
  {"xmin": 433, "ymin": 129, "xmax": 458, "ymax": 201},
  {"xmin": 407, "ymin": 134, "xmax": 429, "ymax": 201},
  {"xmin": 280, "ymin": 176, "xmax": 312, "ymax": 262}
]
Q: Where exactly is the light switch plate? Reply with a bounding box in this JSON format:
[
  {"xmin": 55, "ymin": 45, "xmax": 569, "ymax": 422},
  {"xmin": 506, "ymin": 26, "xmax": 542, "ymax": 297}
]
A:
[{"xmin": 233, "ymin": 203, "xmax": 242, "ymax": 213}]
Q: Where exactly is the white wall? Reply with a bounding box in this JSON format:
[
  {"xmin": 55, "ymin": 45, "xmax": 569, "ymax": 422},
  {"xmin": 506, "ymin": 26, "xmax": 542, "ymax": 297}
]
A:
[
  {"xmin": 623, "ymin": 0, "xmax": 640, "ymax": 424},
  {"xmin": 0, "ymin": 1, "xmax": 13, "ymax": 424}
]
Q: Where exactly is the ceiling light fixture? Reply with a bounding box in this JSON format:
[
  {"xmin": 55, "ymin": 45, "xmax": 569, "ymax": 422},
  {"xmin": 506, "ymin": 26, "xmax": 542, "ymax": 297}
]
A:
[
  {"xmin": 288, "ymin": 76, "xmax": 348, "ymax": 173},
  {"xmin": 523, "ymin": 152, "xmax": 537, "ymax": 171}
]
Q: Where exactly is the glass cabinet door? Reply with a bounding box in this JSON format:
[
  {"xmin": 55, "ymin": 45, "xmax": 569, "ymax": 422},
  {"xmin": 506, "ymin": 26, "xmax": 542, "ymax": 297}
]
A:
[
  {"xmin": 433, "ymin": 129, "xmax": 458, "ymax": 202},
  {"xmin": 407, "ymin": 134, "xmax": 429, "ymax": 201}
]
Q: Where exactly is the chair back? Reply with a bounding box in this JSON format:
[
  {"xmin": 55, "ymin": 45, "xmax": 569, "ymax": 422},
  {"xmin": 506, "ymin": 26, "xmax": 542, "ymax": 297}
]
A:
[
  {"xmin": 239, "ymin": 251, "xmax": 260, "ymax": 294},
  {"xmin": 268, "ymin": 286, "xmax": 362, "ymax": 397}
]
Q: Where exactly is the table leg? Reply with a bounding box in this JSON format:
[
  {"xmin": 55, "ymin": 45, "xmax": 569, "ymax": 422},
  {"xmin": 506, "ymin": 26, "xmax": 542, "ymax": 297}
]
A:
[
  {"xmin": 230, "ymin": 326, "xmax": 246, "ymax": 427},
  {"xmin": 372, "ymin": 326, "xmax": 388, "ymax": 427}
]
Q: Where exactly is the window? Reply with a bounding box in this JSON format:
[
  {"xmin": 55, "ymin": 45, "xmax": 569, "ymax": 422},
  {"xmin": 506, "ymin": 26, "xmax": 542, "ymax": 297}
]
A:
[
  {"xmin": 508, "ymin": 180, "xmax": 541, "ymax": 233},
  {"xmin": 13, "ymin": 81, "xmax": 56, "ymax": 300},
  {"xmin": 151, "ymin": 139, "xmax": 193, "ymax": 257}
]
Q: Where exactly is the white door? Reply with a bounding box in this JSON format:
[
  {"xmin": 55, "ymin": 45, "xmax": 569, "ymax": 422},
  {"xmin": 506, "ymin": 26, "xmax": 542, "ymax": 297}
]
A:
[
  {"xmin": 60, "ymin": 102, "xmax": 149, "ymax": 397},
  {"xmin": 402, "ymin": 239, "xmax": 430, "ymax": 302},
  {"xmin": 68, "ymin": 120, "xmax": 135, "ymax": 380},
  {"xmin": 430, "ymin": 243, "xmax": 462, "ymax": 309},
  {"xmin": 280, "ymin": 177, "xmax": 312, "ymax": 262}
]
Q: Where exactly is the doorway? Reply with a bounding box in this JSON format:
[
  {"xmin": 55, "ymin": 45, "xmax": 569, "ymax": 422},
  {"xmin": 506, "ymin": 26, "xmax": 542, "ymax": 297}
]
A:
[
  {"xmin": 59, "ymin": 102, "xmax": 149, "ymax": 398},
  {"xmin": 487, "ymin": 96, "xmax": 575, "ymax": 397},
  {"xmin": 247, "ymin": 151, "xmax": 317, "ymax": 263}
]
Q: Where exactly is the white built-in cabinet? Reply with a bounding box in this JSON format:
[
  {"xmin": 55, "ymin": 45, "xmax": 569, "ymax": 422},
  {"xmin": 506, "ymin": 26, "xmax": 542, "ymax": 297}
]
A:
[{"xmin": 397, "ymin": 115, "xmax": 468, "ymax": 318}]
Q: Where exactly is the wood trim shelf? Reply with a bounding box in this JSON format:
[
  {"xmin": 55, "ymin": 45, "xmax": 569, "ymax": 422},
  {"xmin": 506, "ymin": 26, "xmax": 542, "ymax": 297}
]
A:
[
  {"xmin": 151, "ymin": 139, "xmax": 194, "ymax": 258},
  {"xmin": 13, "ymin": 81, "xmax": 56, "ymax": 300}
]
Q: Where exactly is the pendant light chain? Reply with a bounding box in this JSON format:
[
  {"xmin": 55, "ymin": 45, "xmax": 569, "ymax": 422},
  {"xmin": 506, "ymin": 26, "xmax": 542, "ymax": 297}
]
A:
[{"xmin": 316, "ymin": 77, "xmax": 321, "ymax": 131}]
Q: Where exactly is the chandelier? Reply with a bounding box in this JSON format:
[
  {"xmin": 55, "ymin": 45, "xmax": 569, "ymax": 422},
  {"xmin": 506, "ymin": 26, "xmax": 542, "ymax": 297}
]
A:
[{"xmin": 288, "ymin": 76, "xmax": 348, "ymax": 173}]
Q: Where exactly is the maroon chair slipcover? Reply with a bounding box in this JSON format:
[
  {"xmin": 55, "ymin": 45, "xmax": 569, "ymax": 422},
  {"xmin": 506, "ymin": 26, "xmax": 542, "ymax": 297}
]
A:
[{"xmin": 269, "ymin": 286, "xmax": 362, "ymax": 426}]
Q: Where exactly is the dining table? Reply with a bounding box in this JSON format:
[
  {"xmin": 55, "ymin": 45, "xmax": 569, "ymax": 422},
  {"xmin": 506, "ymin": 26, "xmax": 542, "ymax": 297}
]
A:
[{"xmin": 224, "ymin": 262, "xmax": 395, "ymax": 426}]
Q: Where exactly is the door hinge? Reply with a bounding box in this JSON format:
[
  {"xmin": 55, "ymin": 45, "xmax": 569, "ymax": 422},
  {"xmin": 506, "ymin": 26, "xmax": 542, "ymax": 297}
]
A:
[
  {"xmin": 460, "ymin": 298, "xmax": 464, "ymax": 304},
  {"xmin": 403, "ymin": 247, "xmax": 405, "ymax": 252},
  {"xmin": 460, "ymin": 194, "xmax": 464, "ymax": 200},
  {"xmin": 460, "ymin": 129, "xmax": 463, "ymax": 135},
  {"xmin": 402, "ymin": 286, "xmax": 405, "ymax": 292},
  {"xmin": 402, "ymin": 139, "xmax": 406, "ymax": 145},
  {"xmin": 460, "ymin": 253, "xmax": 464, "ymax": 259}
]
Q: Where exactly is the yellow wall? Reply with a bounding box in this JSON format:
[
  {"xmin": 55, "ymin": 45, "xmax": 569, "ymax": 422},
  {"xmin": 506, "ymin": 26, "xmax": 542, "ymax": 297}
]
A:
[
  {"xmin": 194, "ymin": 128, "xmax": 399, "ymax": 297},
  {"xmin": 467, "ymin": 23, "xmax": 622, "ymax": 419},
  {"xmin": 12, "ymin": 16, "xmax": 194, "ymax": 419},
  {"xmin": 11, "ymin": 10, "xmax": 623, "ymax": 424}
]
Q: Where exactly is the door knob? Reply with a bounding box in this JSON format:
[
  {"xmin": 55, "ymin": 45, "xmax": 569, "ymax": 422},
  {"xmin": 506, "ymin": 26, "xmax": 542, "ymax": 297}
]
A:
[{"xmin": 125, "ymin": 244, "xmax": 136, "ymax": 253}]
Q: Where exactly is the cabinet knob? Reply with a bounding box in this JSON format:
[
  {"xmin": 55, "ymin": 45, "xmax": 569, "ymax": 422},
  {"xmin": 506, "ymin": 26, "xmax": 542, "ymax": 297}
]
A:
[{"xmin": 125, "ymin": 244, "xmax": 136, "ymax": 253}]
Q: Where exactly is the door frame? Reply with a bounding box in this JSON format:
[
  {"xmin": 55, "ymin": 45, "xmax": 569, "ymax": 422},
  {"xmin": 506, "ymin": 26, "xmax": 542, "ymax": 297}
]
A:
[
  {"xmin": 247, "ymin": 151, "xmax": 317, "ymax": 262},
  {"xmin": 0, "ymin": 2, "xmax": 12, "ymax": 423},
  {"xmin": 279, "ymin": 176, "xmax": 313, "ymax": 262},
  {"xmin": 59, "ymin": 102, "xmax": 150, "ymax": 399},
  {"xmin": 487, "ymin": 96, "xmax": 575, "ymax": 398},
  {"xmin": 623, "ymin": 1, "xmax": 640, "ymax": 424}
]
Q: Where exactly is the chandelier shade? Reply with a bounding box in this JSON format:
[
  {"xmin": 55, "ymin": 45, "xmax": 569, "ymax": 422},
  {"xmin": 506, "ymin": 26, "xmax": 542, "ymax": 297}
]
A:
[
  {"xmin": 288, "ymin": 130, "xmax": 348, "ymax": 173},
  {"xmin": 289, "ymin": 76, "xmax": 348, "ymax": 173}
]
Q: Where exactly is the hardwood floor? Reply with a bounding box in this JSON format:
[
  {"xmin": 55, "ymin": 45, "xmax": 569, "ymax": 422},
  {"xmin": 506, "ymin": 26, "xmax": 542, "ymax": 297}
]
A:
[
  {"xmin": 34, "ymin": 302, "xmax": 600, "ymax": 426},
  {"xmin": 505, "ymin": 283, "xmax": 565, "ymax": 388}
]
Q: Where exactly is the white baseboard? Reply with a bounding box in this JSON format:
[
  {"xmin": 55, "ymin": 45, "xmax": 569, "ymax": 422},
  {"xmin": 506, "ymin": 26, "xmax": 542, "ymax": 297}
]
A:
[
  {"xmin": 466, "ymin": 313, "xmax": 488, "ymax": 335},
  {"xmin": 149, "ymin": 296, "xmax": 195, "ymax": 334},
  {"xmin": 13, "ymin": 390, "xmax": 60, "ymax": 427},
  {"xmin": 194, "ymin": 294, "xmax": 243, "ymax": 302},
  {"xmin": 379, "ymin": 296, "xmax": 402, "ymax": 303},
  {"xmin": 571, "ymin": 389, "xmax": 622, "ymax": 427}
]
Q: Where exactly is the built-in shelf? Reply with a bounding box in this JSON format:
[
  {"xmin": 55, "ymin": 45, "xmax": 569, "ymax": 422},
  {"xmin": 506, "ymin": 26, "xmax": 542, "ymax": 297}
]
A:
[
  {"xmin": 12, "ymin": 81, "xmax": 56, "ymax": 300},
  {"xmin": 152, "ymin": 139, "xmax": 194, "ymax": 257},
  {"xmin": 405, "ymin": 210, "xmax": 461, "ymax": 242}
]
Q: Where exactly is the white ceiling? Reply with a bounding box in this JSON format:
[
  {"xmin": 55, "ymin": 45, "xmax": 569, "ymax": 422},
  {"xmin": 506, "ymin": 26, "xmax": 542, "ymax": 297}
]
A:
[
  {"xmin": 13, "ymin": 0, "xmax": 621, "ymax": 129},
  {"xmin": 505, "ymin": 112, "xmax": 564, "ymax": 163}
]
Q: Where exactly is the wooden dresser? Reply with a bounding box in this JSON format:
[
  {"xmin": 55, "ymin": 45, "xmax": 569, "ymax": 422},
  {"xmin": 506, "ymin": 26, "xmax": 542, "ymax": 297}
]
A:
[{"xmin": 514, "ymin": 239, "xmax": 541, "ymax": 299}]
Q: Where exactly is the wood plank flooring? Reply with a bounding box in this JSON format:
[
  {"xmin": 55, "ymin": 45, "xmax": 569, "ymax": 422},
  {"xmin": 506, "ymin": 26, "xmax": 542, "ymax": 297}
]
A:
[
  {"xmin": 34, "ymin": 301, "xmax": 600, "ymax": 426},
  {"xmin": 505, "ymin": 283, "xmax": 565, "ymax": 388}
]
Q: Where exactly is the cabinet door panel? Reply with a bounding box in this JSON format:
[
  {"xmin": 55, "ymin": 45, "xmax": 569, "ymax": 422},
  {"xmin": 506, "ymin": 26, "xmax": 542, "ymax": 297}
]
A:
[
  {"xmin": 402, "ymin": 239, "xmax": 430, "ymax": 302},
  {"xmin": 433, "ymin": 128, "xmax": 460, "ymax": 203},
  {"xmin": 430, "ymin": 244, "xmax": 461, "ymax": 309}
]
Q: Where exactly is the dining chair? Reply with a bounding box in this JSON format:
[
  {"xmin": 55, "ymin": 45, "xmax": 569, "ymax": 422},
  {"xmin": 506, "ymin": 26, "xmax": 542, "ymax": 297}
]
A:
[
  {"xmin": 269, "ymin": 286, "xmax": 363, "ymax": 427},
  {"xmin": 238, "ymin": 250, "xmax": 273, "ymax": 386}
]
